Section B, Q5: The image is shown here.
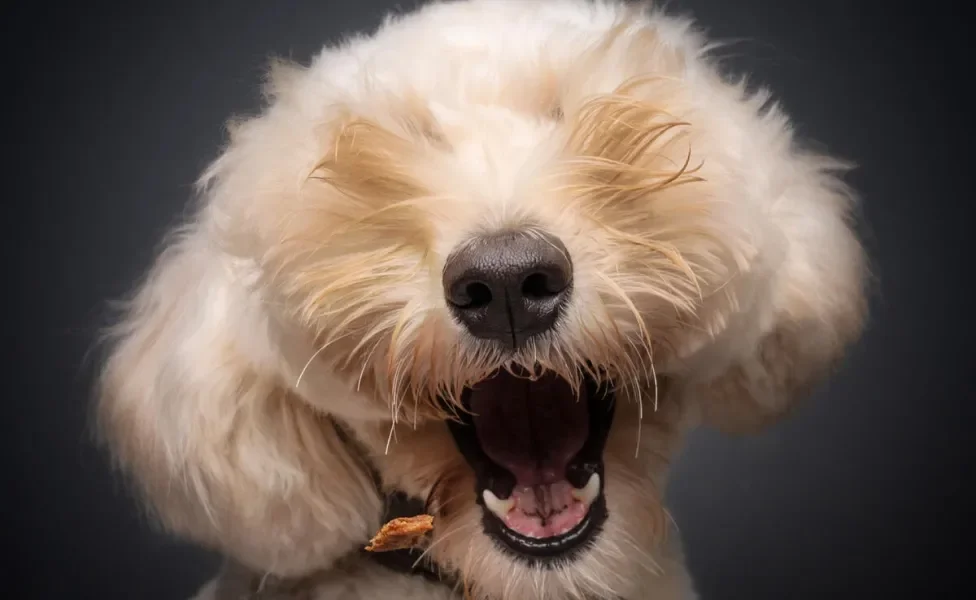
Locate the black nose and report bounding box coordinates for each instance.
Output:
[443,231,573,347]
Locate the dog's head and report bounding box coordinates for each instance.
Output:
[96,1,868,598]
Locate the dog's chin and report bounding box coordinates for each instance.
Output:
[445,366,615,565]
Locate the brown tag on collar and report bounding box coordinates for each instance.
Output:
[364,514,434,552]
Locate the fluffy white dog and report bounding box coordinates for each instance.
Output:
[96,1,868,598]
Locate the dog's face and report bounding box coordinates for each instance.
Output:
[261,79,737,594]
[97,2,868,598]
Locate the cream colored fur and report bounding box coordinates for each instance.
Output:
[96,1,868,598]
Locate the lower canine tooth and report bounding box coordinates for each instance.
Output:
[483,489,514,520]
[571,473,600,506]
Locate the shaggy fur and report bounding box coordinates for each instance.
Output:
[95,1,868,598]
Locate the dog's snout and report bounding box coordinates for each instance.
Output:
[443,231,572,347]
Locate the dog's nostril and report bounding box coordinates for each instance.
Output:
[521,271,566,299]
[461,281,493,309]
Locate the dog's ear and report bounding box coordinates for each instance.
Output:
[95,226,382,576]
[688,164,870,434]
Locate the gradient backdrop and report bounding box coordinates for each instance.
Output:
[8,1,968,599]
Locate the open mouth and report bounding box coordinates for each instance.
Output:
[446,367,615,562]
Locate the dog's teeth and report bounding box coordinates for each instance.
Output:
[571,473,600,506]
[482,489,514,520]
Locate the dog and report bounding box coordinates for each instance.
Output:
[95,1,869,598]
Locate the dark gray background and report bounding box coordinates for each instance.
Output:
[8,0,969,599]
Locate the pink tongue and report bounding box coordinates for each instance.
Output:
[469,370,589,486]
[504,481,588,538]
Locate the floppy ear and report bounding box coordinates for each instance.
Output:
[95,225,382,576]
[689,160,870,433]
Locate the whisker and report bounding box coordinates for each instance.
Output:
[635,383,643,459]
[410,521,479,570]
[356,338,384,392]
[384,419,397,455]
[650,350,659,413]
[617,530,665,576]
[295,335,344,388]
